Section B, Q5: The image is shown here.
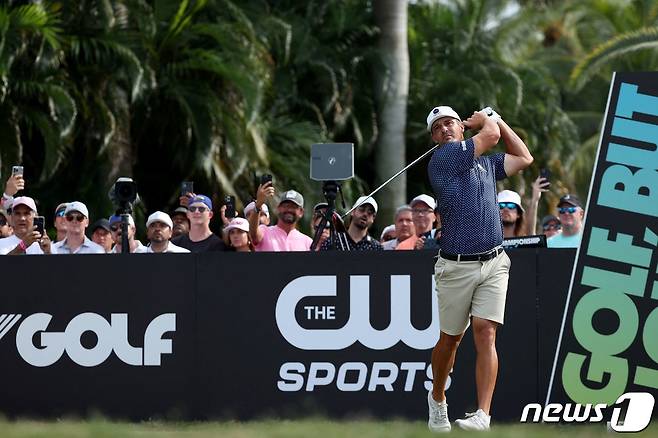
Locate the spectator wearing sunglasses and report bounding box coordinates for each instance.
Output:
[0,208,12,237]
[50,202,104,254]
[540,215,561,238]
[109,214,145,253]
[547,194,584,248]
[170,194,226,252]
[397,195,438,250]
[53,202,69,242]
[497,190,526,238]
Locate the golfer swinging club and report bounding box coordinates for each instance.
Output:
[425,106,533,431]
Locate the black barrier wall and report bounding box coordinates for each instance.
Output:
[0,250,572,421]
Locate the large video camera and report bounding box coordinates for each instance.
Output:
[108,177,139,254]
[108,177,139,214]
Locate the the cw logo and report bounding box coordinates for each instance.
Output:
[275,275,439,350]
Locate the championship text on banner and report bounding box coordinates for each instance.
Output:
[547,72,658,415]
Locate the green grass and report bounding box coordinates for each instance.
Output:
[0,419,657,438]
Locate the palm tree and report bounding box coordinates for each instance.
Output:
[373,0,409,225]
[254,0,379,200]
[521,0,658,203]
[568,0,658,91]
[127,0,275,211]
[0,2,76,182]
[35,0,148,219]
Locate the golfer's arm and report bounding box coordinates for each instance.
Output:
[472,118,501,157]
[500,119,533,175]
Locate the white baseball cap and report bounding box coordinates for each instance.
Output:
[11,196,38,213]
[353,196,378,214]
[244,201,269,218]
[64,201,89,218]
[380,224,395,240]
[410,194,436,210]
[146,211,173,228]
[225,217,250,233]
[497,190,525,213]
[426,106,461,132]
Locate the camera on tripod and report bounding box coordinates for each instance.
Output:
[107,177,139,254]
[108,177,139,214]
[309,143,354,250]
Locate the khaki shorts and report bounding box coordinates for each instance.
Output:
[434,250,511,336]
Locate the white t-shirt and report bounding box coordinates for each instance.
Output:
[0,235,43,255]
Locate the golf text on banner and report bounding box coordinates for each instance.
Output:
[547,72,658,425]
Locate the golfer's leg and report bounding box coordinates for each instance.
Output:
[431,331,463,402]
[472,316,498,415]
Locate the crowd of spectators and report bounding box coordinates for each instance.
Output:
[0,165,585,255]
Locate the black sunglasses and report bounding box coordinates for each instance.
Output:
[0,217,7,226]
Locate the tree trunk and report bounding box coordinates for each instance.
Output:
[105,85,134,184]
[373,0,409,228]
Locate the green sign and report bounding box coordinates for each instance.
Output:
[548,72,658,407]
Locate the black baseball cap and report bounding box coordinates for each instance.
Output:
[89,218,111,233]
[558,194,582,208]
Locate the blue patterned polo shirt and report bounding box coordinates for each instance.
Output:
[428,138,507,254]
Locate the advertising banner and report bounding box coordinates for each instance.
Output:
[547,72,658,429]
[0,249,569,420]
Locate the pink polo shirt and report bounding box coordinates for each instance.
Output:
[254,224,312,252]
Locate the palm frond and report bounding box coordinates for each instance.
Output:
[570,26,658,90]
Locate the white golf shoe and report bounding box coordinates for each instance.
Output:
[455,409,491,431]
[427,391,451,432]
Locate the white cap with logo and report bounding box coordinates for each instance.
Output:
[352,196,378,214]
[65,201,89,218]
[426,106,462,132]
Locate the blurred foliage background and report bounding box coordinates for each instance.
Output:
[1,0,656,235]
